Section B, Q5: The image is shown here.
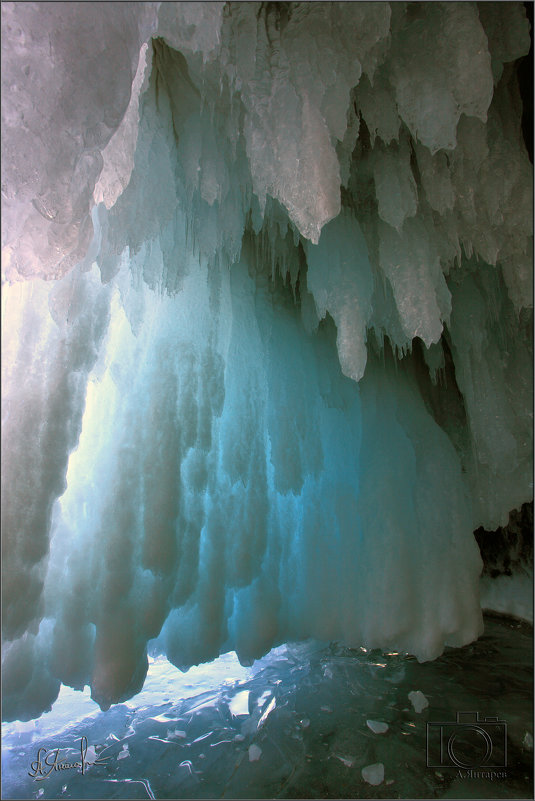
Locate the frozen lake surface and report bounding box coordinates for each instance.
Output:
[2,614,532,799]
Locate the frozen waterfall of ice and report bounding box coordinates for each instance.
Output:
[1,2,532,722]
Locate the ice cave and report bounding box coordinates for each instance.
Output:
[1,2,533,799]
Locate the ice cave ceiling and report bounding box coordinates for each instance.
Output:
[1,1,533,722]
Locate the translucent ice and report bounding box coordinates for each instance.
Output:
[229,691,250,718]
[1,1,158,280]
[362,762,384,785]
[248,744,262,762]
[366,720,389,734]
[1,2,532,722]
[408,690,429,713]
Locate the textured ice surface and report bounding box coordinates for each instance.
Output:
[1,2,533,721]
[1,617,532,800]
[480,572,534,623]
[476,503,534,622]
[1,2,158,280]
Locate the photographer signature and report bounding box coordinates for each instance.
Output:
[28,735,110,780]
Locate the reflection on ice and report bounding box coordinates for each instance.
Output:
[1,615,532,799]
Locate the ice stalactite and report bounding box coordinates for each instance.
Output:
[1,2,532,721]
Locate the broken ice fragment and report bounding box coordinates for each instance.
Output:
[229,690,250,717]
[335,754,356,768]
[117,744,130,760]
[408,690,429,713]
[248,744,262,762]
[257,697,276,728]
[257,690,271,706]
[167,729,187,739]
[362,762,385,785]
[84,744,98,764]
[366,719,389,734]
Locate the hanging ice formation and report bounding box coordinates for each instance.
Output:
[1,2,533,721]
